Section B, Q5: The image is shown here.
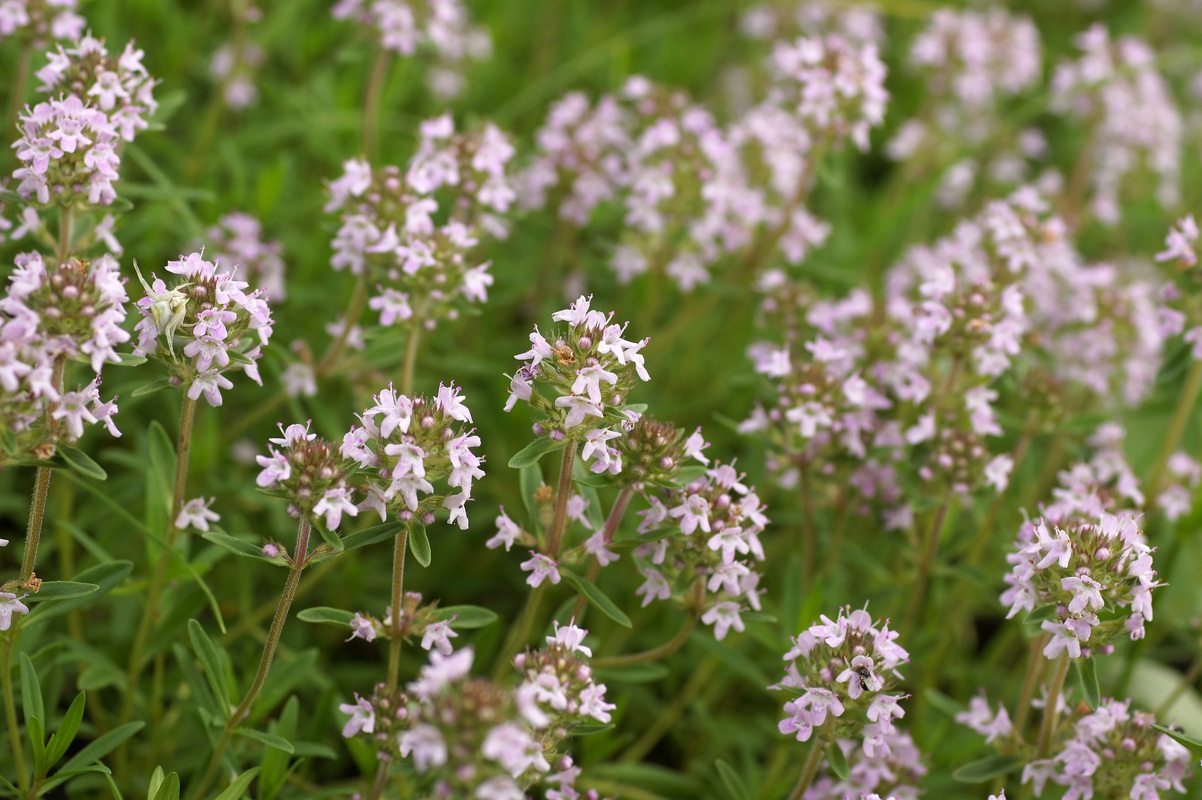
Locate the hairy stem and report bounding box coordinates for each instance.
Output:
[547,440,579,558]
[22,356,66,583]
[385,526,410,694]
[787,735,827,800]
[187,519,311,800]
[1037,653,1071,758]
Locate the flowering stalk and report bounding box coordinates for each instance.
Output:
[1012,632,1050,738]
[1036,652,1070,758]
[362,47,390,159]
[592,580,702,668]
[787,726,829,800]
[384,525,409,692]
[572,485,635,619]
[187,518,311,800]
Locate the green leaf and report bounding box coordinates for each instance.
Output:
[212,768,261,800]
[236,728,295,754]
[1075,658,1101,711]
[131,377,174,397]
[19,653,44,730]
[432,605,498,629]
[335,520,403,553]
[952,755,1024,783]
[59,722,144,773]
[112,352,148,367]
[149,772,180,800]
[825,742,849,782]
[295,607,354,626]
[569,722,614,736]
[44,691,86,768]
[188,619,231,717]
[715,759,752,800]
[409,524,431,567]
[508,437,565,469]
[58,447,107,480]
[24,581,100,602]
[38,764,113,794]
[312,518,344,552]
[203,531,279,564]
[559,568,631,628]
[29,715,47,777]
[1153,724,1202,756]
[519,462,543,533]
[27,560,131,627]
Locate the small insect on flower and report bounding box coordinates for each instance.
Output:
[134,260,190,360]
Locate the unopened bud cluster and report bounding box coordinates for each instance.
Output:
[611,416,710,489]
[256,422,358,532]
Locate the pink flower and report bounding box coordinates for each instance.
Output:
[520,552,561,587]
[313,487,358,530]
[337,694,375,738]
[176,497,220,532]
[701,601,744,640]
[421,619,459,656]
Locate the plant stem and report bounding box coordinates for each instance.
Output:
[572,486,636,620]
[168,395,198,547]
[385,526,409,694]
[1146,358,1202,509]
[547,440,578,558]
[315,275,369,379]
[905,493,952,629]
[1,634,27,793]
[618,653,718,764]
[362,49,391,160]
[798,457,816,588]
[22,356,66,583]
[400,323,421,396]
[187,519,311,800]
[1013,632,1050,738]
[787,736,826,800]
[593,606,697,668]
[1036,653,1071,758]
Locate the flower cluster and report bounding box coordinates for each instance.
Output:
[132,250,274,407]
[1022,698,1190,799]
[609,415,710,490]
[202,212,285,302]
[255,422,358,531]
[0,252,126,459]
[635,462,768,640]
[1050,25,1181,225]
[1001,510,1158,658]
[344,591,459,656]
[506,295,649,458]
[775,608,909,756]
[0,0,84,44]
[802,729,926,800]
[341,381,483,530]
[325,115,514,329]
[331,0,491,98]
[13,34,157,207]
[350,644,605,798]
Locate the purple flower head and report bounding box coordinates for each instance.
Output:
[255,421,356,538]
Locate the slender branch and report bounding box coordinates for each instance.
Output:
[21,356,66,583]
[618,654,719,764]
[168,395,198,547]
[362,49,391,160]
[905,492,953,629]
[592,612,696,669]
[547,440,578,558]
[1036,654,1071,758]
[186,519,312,800]
[572,486,636,620]
[385,526,409,694]
[315,275,369,379]
[787,735,826,800]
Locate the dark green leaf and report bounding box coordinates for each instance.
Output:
[409,524,431,567]
[188,619,231,717]
[112,353,148,367]
[715,759,752,800]
[432,605,498,629]
[131,377,174,397]
[336,520,403,553]
[58,447,107,480]
[24,581,99,602]
[952,755,1024,783]
[296,607,354,626]
[519,462,543,533]
[825,742,849,781]
[1075,658,1101,711]
[1153,724,1202,756]
[59,722,144,773]
[236,728,295,754]
[213,768,261,800]
[312,518,344,552]
[508,437,565,469]
[202,532,280,564]
[44,691,86,768]
[37,764,112,794]
[570,722,614,736]
[29,715,47,777]
[150,772,180,800]
[559,568,631,628]
[27,560,131,626]
[19,653,44,730]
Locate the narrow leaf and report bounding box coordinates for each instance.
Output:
[337,520,403,553]
[559,568,631,628]
[714,759,752,800]
[59,447,107,480]
[188,619,231,717]
[59,722,144,773]
[212,768,261,800]
[236,728,295,754]
[19,653,44,729]
[432,605,498,629]
[150,772,180,800]
[131,377,174,397]
[29,715,47,777]
[44,691,86,767]
[202,531,279,564]
[508,437,564,469]
[24,581,100,602]
[825,742,849,782]
[1153,724,1202,756]
[409,524,431,567]
[952,754,1024,782]
[312,519,343,552]
[295,607,354,626]
[1075,658,1101,711]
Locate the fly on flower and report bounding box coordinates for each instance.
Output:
[133,260,190,359]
